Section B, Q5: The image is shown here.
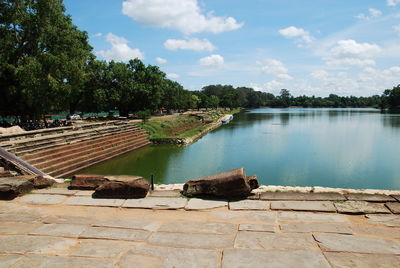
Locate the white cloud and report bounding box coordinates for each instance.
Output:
[259,59,293,80]
[388,0,400,7]
[394,24,400,32]
[96,33,144,62]
[356,8,382,20]
[324,40,381,68]
[156,57,167,64]
[264,80,284,91]
[167,73,180,79]
[93,33,103,37]
[311,70,329,80]
[199,54,224,66]
[164,38,216,52]
[278,26,314,47]
[122,0,243,34]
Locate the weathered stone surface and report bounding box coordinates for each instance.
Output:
[0,255,22,268]
[314,233,400,254]
[246,175,259,190]
[280,223,352,234]
[159,221,237,235]
[346,193,396,202]
[185,198,228,210]
[148,232,234,249]
[121,245,221,268]
[93,218,161,231]
[0,235,77,254]
[366,214,400,227]
[229,200,270,210]
[271,201,336,212]
[392,195,400,202]
[212,211,276,223]
[74,190,94,196]
[182,168,255,198]
[260,192,346,201]
[70,239,134,258]
[0,212,40,222]
[0,177,33,200]
[30,223,87,238]
[222,249,331,268]
[29,175,55,189]
[324,252,400,268]
[11,256,114,268]
[65,196,124,207]
[93,177,150,199]
[80,226,150,241]
[334,201,391,214]
[352,225,400,239]
[122,197,187,209]
[148,190,181,198]
[42,215,94,225]
[0,221,42,235]
[386,202,400,214]
[278,211,349,223]
[239,224,275,232]
[235,231,317,250]
[18,194,66,205]
[68,174,109,190]
[33,187,78,195]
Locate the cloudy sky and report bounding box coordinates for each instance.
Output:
[64,0,400,97]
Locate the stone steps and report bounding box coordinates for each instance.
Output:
[49,138,151,178]
[22,129,146,164]
[33,132,148,170]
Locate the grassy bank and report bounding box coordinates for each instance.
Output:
[138,109,241,141]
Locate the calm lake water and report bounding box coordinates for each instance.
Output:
[80,108,400,190]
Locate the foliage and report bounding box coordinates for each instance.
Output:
[382,85,400,109]
[137,110,150,122]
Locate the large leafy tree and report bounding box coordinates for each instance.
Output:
[0,0,92,120]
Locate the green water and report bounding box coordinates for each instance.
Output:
[79,108,400,190]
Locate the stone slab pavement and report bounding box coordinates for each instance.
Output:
[0,189,400,267]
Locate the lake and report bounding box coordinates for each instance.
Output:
[80,108,400,190]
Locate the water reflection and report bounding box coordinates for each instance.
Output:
[80,108,400,190]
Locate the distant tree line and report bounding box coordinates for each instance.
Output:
[0,0,398,124]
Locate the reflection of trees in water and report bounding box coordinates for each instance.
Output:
[381,115,400,128]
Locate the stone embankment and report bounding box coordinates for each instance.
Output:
[0,121,151,178]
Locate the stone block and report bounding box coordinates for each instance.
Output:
[65,196,124,207]
[271,201,336,212]
[352,225,400,239]
[386,202,400,214]
[346,193,396,202]
[366,214,400,227]
[185,198,227,210]
[0,255,22,268]
[148,232,234,249]
[280,223,352,234]
[211,210,276,224]
[122,197,186,209]
[120,244,221,268]
[324,252,400,268]
[222,249,331,268]
[42,215,94,225]
[182,168,255,199]
[0,212,40,223]
[0,222,42,235]
[238,224,275,232]
[159,221,237,235]
[93,218,161,231]
[0,177,33,200]
[314,233,400,254]
[80,226,150,241]
[70,239,135,258]
[11,256,114,268]
[30,223,87,238]
[334,201,391,214]
[260,192,346,201]
[278,211,349,223]
[0,235,77,254]
[17,194,66,205]
[33,188,78,195]
[93,177,150,199]
[235,231,317,250]
[148,190,181,198]
[229,200,270,210]
[68,174,108,190]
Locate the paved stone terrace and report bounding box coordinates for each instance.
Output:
[1,188,400,267]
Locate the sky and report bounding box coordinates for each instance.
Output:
[63,0,400,97]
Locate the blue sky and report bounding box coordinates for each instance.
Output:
[64,0,400,97]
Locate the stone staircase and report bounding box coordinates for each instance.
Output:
[0,121,151,178]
